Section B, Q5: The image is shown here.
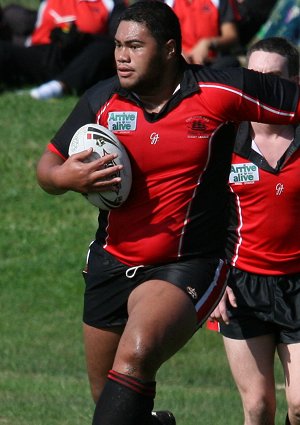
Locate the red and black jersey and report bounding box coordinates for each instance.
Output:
[164,0,236,53]
[30,0,115,45]
[49,62,300,266]
[226,122,300,275]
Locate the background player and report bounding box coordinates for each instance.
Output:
[209,37,300,425]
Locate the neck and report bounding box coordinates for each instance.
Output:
[251,121,294,168]
[251,121,294,139]
[139,64,182,113]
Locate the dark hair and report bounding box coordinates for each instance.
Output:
[118,1,182,56]
[247,37,299,77]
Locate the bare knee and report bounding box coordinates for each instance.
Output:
[83,324,123,403]
[90,338,161,401]
[287,395,300,425]
[114,334,164,380]
[243,396,275,425]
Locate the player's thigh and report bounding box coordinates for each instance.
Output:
[0,42,61,83]
[278,342,300,409]
[113,279,197,379]
[223,334,276,399]
[83,323,124,402]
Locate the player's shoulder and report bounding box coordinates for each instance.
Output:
[83,75,121,113]
[187,63,244,86]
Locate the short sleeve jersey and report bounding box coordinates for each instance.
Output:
[164,0,236,52]
[30,0,115,45]
[226,122,300,275]
[49,63,300,266]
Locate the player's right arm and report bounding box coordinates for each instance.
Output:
[36,147,122,195]
[209,286,237,325]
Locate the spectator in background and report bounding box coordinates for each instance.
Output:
[209,37,300,425]
[0,4,37,46]
[253,0,300,48]
[0,0,127,98]
[233,0,276,48]
[164,0,240,69]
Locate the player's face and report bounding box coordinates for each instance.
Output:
[248,51,290,79]
[115,20,167,93]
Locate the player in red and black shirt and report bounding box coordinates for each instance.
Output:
[37,3,300,425]
[209,38,300,425]
[165,0,240,68]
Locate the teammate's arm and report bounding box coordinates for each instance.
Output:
[209,286,237,325]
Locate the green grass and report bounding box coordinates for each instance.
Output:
[1,0,40,8]
[0,91,288,424]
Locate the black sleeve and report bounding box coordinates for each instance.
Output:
[51,76,120,158]
[219,0,236,24]
[51,94,96,159]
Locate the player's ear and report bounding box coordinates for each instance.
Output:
[165,39,176,59]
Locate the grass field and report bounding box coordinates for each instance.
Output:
[0,2,289,422]
[0,1,39,8]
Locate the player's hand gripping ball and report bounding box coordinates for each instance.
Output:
[68,124,132,210]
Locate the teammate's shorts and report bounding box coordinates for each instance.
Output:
[220,267,300,344]
[82,240,228,329]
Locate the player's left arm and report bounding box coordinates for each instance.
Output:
[204,66,300,125]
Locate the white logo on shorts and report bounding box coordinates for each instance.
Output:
[186,286,198,299]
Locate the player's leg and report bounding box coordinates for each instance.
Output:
[278,342,300,425]
[82,241,132,403]
[83,323,123,402]
[88,254,227,425]
[275,273,300,425]
[223,334,277,425]
[57,38,115,95]
[115,279,197,377]
[92,279,197,425]
[0,41,61,87]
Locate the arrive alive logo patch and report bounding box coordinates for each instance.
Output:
[229,162,259,184]
[108,112,137,131]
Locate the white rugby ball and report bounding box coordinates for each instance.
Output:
[68,123,132,210]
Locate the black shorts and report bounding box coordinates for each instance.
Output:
[220,268,300,344]
[82,240,228,329]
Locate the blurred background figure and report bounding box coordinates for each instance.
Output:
[0,0,127,99]
[233,0,277,48]
[0,3,37,46]
[253,0,300,48]
[164,0,241,69]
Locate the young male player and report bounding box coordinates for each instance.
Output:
[209,37,300,425]
[36,2,300,424]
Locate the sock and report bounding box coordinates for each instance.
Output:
[92,369,156,425]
